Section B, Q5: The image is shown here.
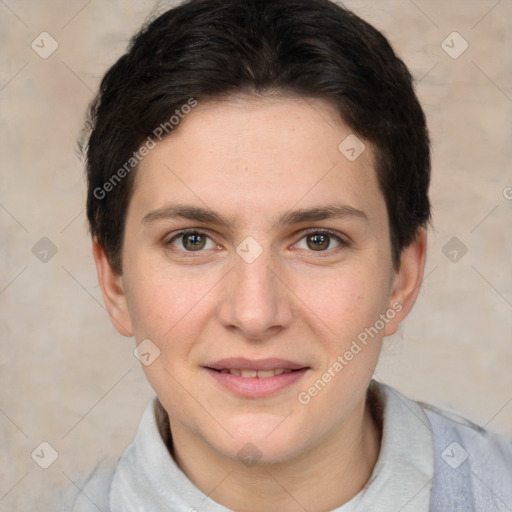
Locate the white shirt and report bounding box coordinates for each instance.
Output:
[71,380,512,511]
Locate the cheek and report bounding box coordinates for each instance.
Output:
[292,264,391,348]
[292,267,389,418]
[125,268,213,411]
[125,258,210,339]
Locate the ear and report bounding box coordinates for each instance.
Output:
[92,238,134,337]
[384,228,427,336]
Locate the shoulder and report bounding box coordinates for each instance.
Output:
[70,397,164,512]
[421,402,512,510]
[423,402,512,468]
[70,459,116,512]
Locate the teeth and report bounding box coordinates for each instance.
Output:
[256,370,276,378]
[221,368,294,378]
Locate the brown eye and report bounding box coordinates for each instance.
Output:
[295,230,345,252]
[306,233,330,251]
[182,233,206,251]
[167,231,216,252]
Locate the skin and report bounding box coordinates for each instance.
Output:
[94,94,427,511]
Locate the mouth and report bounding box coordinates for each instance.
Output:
[204,358,309,397]
[214,368,296,378]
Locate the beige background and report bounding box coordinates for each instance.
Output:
[1,0,511,510]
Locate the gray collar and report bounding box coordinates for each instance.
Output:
[109,380,434,511]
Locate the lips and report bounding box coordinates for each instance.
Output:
[218,368,293,378]
[205,357,307,372]
[204,358,309,397]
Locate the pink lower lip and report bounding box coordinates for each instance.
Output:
[205,368,309,398]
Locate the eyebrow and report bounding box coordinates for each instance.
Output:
[142,203,368,229]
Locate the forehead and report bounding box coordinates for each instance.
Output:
[130,95,385,227]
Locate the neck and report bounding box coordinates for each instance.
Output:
[164,389,382,512]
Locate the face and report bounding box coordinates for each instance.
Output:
[96,95,425,466]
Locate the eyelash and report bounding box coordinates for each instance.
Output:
[164,228,349,256]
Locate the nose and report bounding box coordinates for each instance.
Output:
[215,245,294,341]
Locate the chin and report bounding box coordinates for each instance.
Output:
[212,417,312,466]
